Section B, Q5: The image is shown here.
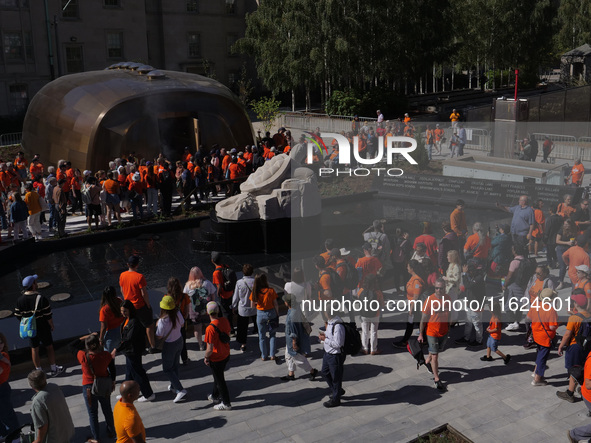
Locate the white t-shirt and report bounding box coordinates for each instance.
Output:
[156,311,184,343]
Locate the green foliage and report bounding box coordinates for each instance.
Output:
[325,90,361,116]
[251,97,281,134]
[236,64,253,108]
[555,0,591,53]
[414,132,430,171]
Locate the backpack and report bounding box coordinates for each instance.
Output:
[366,232,385,257]
[210,323,230,344]
[220,266,237,292]
[81,186,92,204]
[575,313,591,358]
[19,295,41,339]
[336,260,359,290]
[359,289,379,317]
[332,321,362,356]
[321,268,345,298]
[407,337,426,370]
[514,257,537,288]
[189,286,210,313]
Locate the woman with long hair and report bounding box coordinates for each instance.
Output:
[443,250,462,324]
[464,222,491,267]
[184,266,216,350]
[0,332,19,440]
[99,286,124,352]
[393,260,428,348]
[167,277,190,365]
[249,273,279,361]
[156,295,187,403]
[111,300,155,402]
[77,334,116,443]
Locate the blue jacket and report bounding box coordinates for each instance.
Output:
[490,233,512,266]
[10,201,28,223]
[285,307,311,356]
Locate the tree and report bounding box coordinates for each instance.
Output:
[251,97,281,134]
[555,0,591,53]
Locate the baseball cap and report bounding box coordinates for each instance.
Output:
[576,265,590,274]
[206,301,219,315]
[571,291,587,308]
[22,274,38,289]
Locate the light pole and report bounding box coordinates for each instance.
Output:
[43,0,55,79]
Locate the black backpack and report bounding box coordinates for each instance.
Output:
[514,257,537,288]
[221,266,237,292]
[575,313,591,357]
[321,268,345,298]
[332,321,362,356]
[210,323,230,344]
[336,260,359,290]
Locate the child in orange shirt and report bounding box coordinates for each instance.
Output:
[480,303,511,364]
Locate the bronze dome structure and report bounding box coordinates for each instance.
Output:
[22,65,255,170]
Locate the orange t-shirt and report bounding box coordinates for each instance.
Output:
[119,270,147,309]
[23,192,42,215]
[464,234,491,259]
[318,272,332,300]
[527,305,558,347]
[582,355,591,403]
[204,317,231,362]
[250,287,277,311]
[571,164,585,185]
[99,300,125,331]
[355,256,382,287]
[406,274,424,301]
[104,179,120,195]
[228,163,240,180]
[422,293,449,337]
[528,278,546,304]
[77,350,112,386]
[488,315,501,340]
[566,311,591,346]
[563,246,591,285]
[29,162,43,177]
[575,278,591,300]
[114,399,146,443]
[212,266,233,299]
[532,209,545,237]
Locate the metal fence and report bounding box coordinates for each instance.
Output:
[0,132,22,146]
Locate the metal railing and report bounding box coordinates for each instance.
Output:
[0,132,22,146]
[531,133,579,161]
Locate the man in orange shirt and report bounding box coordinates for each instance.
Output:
[212,251,235,335]
[119,255,157,352]
[114,380,146,442]
[563,236,590,286]
[355,243,382,288]
[204,301,232,410]
[418,278,449,391]
[450,199,467,243]
[29,154,44,179]
[434,124,445,154]
[23,183,43,240]
[569,344,591,440]
[568,159,585,187]
[530,199,545,256]
[449,109,460,129]
[528,288,558,386]
[557,290,590,403]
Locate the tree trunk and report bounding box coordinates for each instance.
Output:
[291,89,295,112]
[451,65,455,91]
[433,63,436,93]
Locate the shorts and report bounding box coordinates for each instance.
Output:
[85,204,102,217]
[135,305,154,328]
[105,193,120,206]
[30,320,53,348]
[427,334,447,354]
[487,335,499,352]
[565,343,584,369]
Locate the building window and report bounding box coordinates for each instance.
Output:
[0,0,19,8]
[225,0,235,14]
[228,71,238,85]
[9,84,28,113]
[62,0,79,18]
[4,33,23,60]
[65,45,83,73]
[186,0,198,13]
[104,0,121,7]
[188,33,200,58]
[106,32,123,58]
[226,33,238,56]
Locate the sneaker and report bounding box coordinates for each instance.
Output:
[47,365,65,377]
[240,345,246,353]
[214,402,232,410]
[505,322,520,331]
[531,380,548,387]
[137,393,156,402]
[280,374,295,381]
[556,390,575,403]
[523,342,536,350]
[370,349,382,355]
[173,390,187,403]
[480,356,493,361]
[556,283,564,290]
[310,368,319,380]
[168,385,178,394]
[504,355,511,365]
[208,394,221,405]
[434,380,447,391]
[323,398,341,408]
[425,362,433,374]
[454,337,469,345]
[392,340,408,349]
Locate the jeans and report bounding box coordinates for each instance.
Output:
[427,143,433,161]
[125,354,153,398]
[47,203,56,230]
[146,188,158,215]
[557,245,569,283]
[322,352,346,402]
[162,336,184,392]
[130,197,144,219]
[210,356,230,405]
[570,396,591,441]
[256,309,278,359]
[236,313,256,345]
[103,328,121,352]
[361,316,379,352]
[0,382,19,437]
[82,384,115,441]
[535,344,551,378]
[464,308,483,342]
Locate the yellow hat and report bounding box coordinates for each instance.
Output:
[160,295,176,310]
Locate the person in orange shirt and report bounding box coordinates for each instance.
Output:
[14,151,27,181]
[563,235,590,286]
[393,260,427,348]
[530,200,545,256]
[569,350,591,440]
[573,265,591,311]
[557,290,590,403]
[103,171,121,225]
[70,168,83,215]
[204,301,232,410]
[418,278,450,391]
[183,147,192,163]
[450,199,467,242]
[528,288,558,386]
[29,154,43,179]
[463,222,491,266]
[557,194,576,219]
[403,113,411,123]
[355,243,382,288]
[414,222,439,268]
[249,273,279,362]
[23,183,43,240]
[568,159,585,187]
[480,302,510,363]
[434,124,445,154]
[425,125,435,160]
[449,109,460,129]
[113,380,146,442]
